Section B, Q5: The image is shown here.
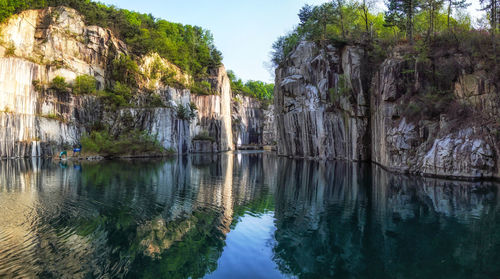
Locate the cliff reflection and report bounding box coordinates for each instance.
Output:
[0,154,499,279]
[273,160,500,279]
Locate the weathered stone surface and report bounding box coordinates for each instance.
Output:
[371,56,500,179]
[232,96,263,146]
[274,41,370,160]
[0,7,238,156]
[276,40,500,179]
[190,66,234,152]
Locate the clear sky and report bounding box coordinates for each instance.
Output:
[100,0,484,83]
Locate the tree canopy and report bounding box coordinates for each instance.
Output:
[271,0,497,66]
[227,70,274,100]
[0,0,222,79]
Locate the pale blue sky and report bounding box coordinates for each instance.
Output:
[100,0,331,82]
[100,0,483,83]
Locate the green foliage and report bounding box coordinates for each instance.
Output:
[0,1,223,79]
[32,79,43,91]
[148,94,165,107]
[271,0,487,67]
[110,54,140,87]
[190,80,213,95]
[95,81,134,109]
[41,112,64,122]
[176,103,196,122]
[160,68,182,88]
[50,76,69,93]
[192,131,215,142]
[228,70,274,100]
[81,129,164,157]
[4,43,15,56]
[73,74,97,95]
[97,90,127,110]
[112,81,132,101]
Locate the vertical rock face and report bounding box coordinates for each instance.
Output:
[371,56,499,179]
[0,7,125,157]
[0,7,236,157]
[191,66,234,152]
[275,40,500,179]
[232,96,264,146]
[274,41,370,160]
[231,97,276,147]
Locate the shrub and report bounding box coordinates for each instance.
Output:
[189,101,198,112]
[97,90,128,110]
[176,103,196,122]
[73,75,97,95]
[50,76,69,93]
[110,54,140,87]
[191,80,213,95]
[192,131,215,142]
[148,94,165,107]
[160,67,184,88]
[4,43,15,57]
[112,81,132,101]
[41,113,63,122]
[32,80,43,91]
[81,130,164,157]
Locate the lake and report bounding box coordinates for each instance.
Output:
[0,152,499,278]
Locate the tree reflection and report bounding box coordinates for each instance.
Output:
[1,155,500,279]
[272,161,500,279]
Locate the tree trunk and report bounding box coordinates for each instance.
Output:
[447,0,451,29]
[337,0,346,39]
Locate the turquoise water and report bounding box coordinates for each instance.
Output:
[0,152,499,278]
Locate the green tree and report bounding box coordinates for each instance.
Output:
[50,76,69,93]
[73,74,97,95]
[385,0,421,43]
[298,4,314,26]
[445,0,470,28]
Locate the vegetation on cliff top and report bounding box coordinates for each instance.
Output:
[273,0,499,124]
[228,70,274,100]
[2,1,273,104]
[272,0,498,68]
[0,0,222,79]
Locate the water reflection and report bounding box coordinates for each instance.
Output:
[0,154,499,278]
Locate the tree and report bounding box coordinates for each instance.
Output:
[479,0,499,75]
[480,0,499,32]
[310,3,336,43]
[358,0,376,33]
[73,75,97,95]
[298,4,314,26]
[385,0,421,43]
[50,76,69,93]
[334,0,347,38]
[445,0,470,28]
[421,0,444,39]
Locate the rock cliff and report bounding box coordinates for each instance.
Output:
[274,41,370,160]
[0,7,237,157]
[275,41,500,179]
[232,96,275,147]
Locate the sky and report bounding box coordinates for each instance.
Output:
[100,0,484,83]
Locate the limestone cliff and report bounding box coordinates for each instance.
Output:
[0,7,235,157]
[231,95,275,147]
[191,66,234,152]
[371,51,500,179]
[275,41,500,179]
[274,41,370,160]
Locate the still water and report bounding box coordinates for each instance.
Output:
[0,152,499,279]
